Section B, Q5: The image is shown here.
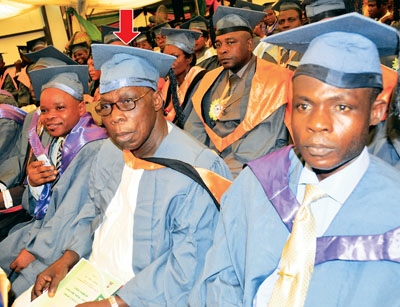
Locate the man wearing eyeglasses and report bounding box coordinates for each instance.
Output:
[24,45,232,307]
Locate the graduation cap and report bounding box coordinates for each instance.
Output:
[263,0,277,10]
[151,22,171,36]
[24,45,77,66]
[17,45,28,55]
[235,0,267,12]
[161,28,201,54]
[101,25,121,44]
[29,65,88,101]
[305,0,346,22]
[69,41,90,55]
[26,36,47,53]
[91,44,175,94]
[272,0,303,12]
[264,12,399,89]
[213,6,266,35]
[180,16,209,31]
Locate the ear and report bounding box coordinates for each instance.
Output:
[369,99,387,126]
[77,100,86,117]
[152,90,164,112]
[247,36,254,52]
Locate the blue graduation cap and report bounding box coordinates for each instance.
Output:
[161,28,201,54]
[29,65,88,101]
[91,44,175,93]
[213,6,266,35]
[264,12,399,89]
[180,16,209,31]
[24,45,77,66]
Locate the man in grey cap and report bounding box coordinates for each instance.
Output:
[0,64,107,300]
[189,12,400,307]
[185,5,293,178]
[30,45,231,306]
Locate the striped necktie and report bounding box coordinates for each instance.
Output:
[268,184,326,307]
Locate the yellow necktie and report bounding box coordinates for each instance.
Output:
[268,184,326,307]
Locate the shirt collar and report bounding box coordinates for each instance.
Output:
[299,147,370,204]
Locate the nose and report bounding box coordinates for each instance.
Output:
[306,108,331,133]
[109,104,126,125]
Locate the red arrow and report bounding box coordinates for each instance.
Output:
[114,10,141,45]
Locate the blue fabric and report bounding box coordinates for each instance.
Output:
[87,125,232,306]
[188,148,400,307]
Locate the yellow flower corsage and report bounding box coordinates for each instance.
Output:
[392,57,399,71]
[209,99,223,121]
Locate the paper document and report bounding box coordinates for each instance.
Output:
[31,258,123,306]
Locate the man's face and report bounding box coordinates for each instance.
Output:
[39,88,85,137]
[215,31,253,73]
[155,34,167,50]
[100,86,158,152]
[137,40,153,50]
[193,30,207,53]
[277,9,303,32]
[264,9,277,26]
[367,1,386,18]
[292,75,382,180]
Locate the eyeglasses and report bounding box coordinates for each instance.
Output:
[95,89,152,116]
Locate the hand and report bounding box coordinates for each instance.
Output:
[27,160,58,187]
[9,249,36,273]
[32,250,79,300]
[14,59,22,73]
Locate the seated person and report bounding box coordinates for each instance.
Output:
[26,45,232,307]
[0,64,107,298]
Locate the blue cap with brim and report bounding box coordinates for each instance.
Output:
[213,6,266,36]
[29,65,88,101]
[25,46,77,65]
[101,25,120,44]
[263,12,399,89]
[162,28,201,54]
[91,44,175,94]
[151,22,171,36]
[305,0,346,19]
[272,0,303,12]
[180,16,209,31]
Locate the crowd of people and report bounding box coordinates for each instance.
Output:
[0,0,400,306]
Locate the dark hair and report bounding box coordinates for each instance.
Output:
[183,50,197,67]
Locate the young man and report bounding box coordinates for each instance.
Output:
[189,13,400,306]
[28,45,232,306]
[0,65,107,297]
[184,6,293,178]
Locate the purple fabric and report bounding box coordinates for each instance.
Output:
[0,104,26,124]
[247,145,298,232]
[29,112,108,219]
[247,146,400,264]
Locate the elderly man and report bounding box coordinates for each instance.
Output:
[28,45,232,307]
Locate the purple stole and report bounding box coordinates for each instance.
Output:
[28,112,108,219]
[247,146,400,264]
[0,104,26,124]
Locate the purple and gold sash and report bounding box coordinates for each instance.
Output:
[0,104,26,124]
[29,112,108,219]
[247,146,400,264]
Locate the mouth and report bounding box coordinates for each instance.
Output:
[304,144,333,156]
[114,131,134,143]
[45,123,61,131]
